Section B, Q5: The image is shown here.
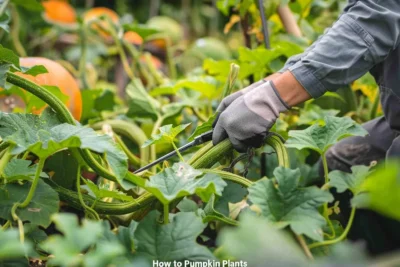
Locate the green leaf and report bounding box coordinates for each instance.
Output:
[352,162,400,221]
[174,78,219,99]
[0,63,11,88]
[123,24,160,39]
[135,211,215,261]
[177,197,199,212]
[126,79,160,121]
[11,0,43,11]
[286,116,368,155]
[4,158,48,182]
[0,110,128,182]
[248,167,333,241]
[44,151,79,190]
[188,113,217,141]
[84,179,135,202]
[217,214,307,266]
[329,165,372,194]
[41,213,104,266]
[0,228,33,261]
[0,45,19,67]
[0,12,10,33]
[21,65,48,76]
[83,242,126,267]
[145,162,227,204]
[297,103,340,126]
[142,123,190,147]
[216,0,240,15]
[0,179,59,227]
[203,181,247,224]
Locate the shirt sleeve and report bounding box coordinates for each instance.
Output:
[283,0,400,98]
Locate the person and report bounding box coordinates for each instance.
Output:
[212,0,400,255]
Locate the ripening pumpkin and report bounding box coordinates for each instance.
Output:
[42,0,77,25]
[123,31,143,46]
[146,16,183,50]
[7,58,82,120]
[83,7,119,39]
[139,54,163,70]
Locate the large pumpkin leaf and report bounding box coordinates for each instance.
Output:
[285,116,367,155]
[135,211,215,261]
[126,79,160,121]
[145,162,227,204]
[0,110,128,182]
[0,179,59,227]
[297,103,339,126]
[41,213,105,266]
[0,228,33,261]
[142,123,190,148]
[248,167,333,241]
[352,162,400,221]
[4,158,48,182]
[329,165,372,194]
[217,214,307,266]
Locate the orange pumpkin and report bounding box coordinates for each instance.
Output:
[140,55,163,70]
[42,0,77,24]
[16,58,82,120]
[123,31,143,46]
[83,7,119,38]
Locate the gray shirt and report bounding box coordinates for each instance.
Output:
[280,0,400,98]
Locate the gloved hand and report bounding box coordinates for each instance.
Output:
[216,79,266,113]
[212,80,289,152]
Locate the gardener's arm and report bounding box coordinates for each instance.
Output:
[277,0,400,99]
[213,0,400,151]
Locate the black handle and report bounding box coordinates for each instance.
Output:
[194,130,213,144]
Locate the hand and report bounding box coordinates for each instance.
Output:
[216,73,282,114]
[212,80,289,152]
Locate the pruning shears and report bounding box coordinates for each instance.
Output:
[133,130,214,174]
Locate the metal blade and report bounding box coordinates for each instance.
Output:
[133,140,197,174]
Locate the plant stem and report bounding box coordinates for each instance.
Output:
[200,169,253,187]
[163,204,169,224]
[172,142,184,162]
[1,220,10,230]
[0,0,9,16]
[6,72,121,183]
[0,142,9,154]
[192,108,208,122]
[123,40,154,87]
[76,166,100,220]
[19,157,45,208]
[295,234,314,260]
[0,145,13,179]
[321,183,330,191]
[78,22,89,89]
[164,36,176,79]
[150,116,164,172]
[321,152,335,238]
[220,63,240,101]
[322,153,329,184]
[104,17,135,80]
[91,119,150,166]
[10,4,26,57]
[309,207,356,249]
[114,134,143,168]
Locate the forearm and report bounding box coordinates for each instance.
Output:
[280,0,400,98]
[272,71,311,107]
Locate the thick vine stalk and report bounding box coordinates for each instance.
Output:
[91,119,150,166]
[6,72,121,183]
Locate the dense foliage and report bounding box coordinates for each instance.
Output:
[0,0,398,266]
